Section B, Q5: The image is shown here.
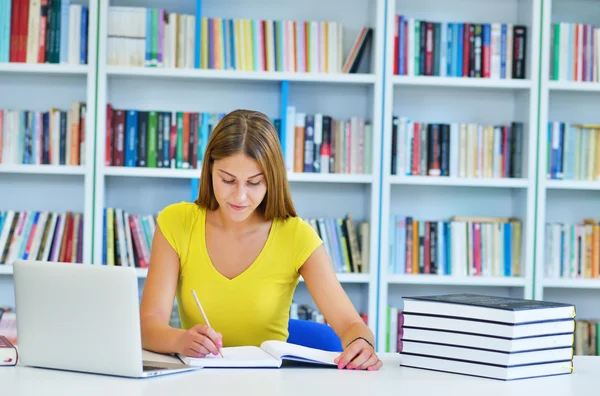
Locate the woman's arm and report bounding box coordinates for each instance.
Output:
[139,225,185,353]
[299,244,382,371]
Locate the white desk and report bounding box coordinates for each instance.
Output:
[1,354,599,396]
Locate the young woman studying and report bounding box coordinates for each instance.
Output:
[140,109,382,371]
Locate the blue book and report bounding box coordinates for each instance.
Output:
[125,111,139,167]
[80,6,88,64]
[60,0,71,64]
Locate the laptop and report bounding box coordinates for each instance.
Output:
[12,259,199,378]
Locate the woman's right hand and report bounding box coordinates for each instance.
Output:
[176,324,223,358]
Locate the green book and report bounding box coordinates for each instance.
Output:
[147,111,158,168]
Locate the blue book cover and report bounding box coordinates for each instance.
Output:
[80,6,88,64]
[60,0,71,64]
[456,23,463,77]
[125,111,139,167]
[195,0,202,68]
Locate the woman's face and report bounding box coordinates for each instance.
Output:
[211,152,267,223]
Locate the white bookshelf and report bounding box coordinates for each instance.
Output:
[376,0,540,350]
[92,0,384,334]
[0,0,98,308]
[534,0,600,320]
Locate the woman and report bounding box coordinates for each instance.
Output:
[140,109,382,371]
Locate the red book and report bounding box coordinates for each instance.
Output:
[0,335,17,366]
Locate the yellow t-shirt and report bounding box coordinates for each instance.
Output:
[156,201,323,347]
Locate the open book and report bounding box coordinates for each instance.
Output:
[177,340,341,368]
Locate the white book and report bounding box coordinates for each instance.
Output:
[177,340,338,368]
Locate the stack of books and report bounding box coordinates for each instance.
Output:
[398,293,576,380]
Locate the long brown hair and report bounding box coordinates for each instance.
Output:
[195,109,297,220]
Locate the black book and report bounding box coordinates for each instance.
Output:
[402,293,576,324]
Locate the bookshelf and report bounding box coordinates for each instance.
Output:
[376,0,541,351]
[0,0,98,308]
[92,0,384,333]
[534,0,600,323]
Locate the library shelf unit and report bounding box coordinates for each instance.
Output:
[376,0,541,351]
[0,0,99,308]
[534,0,600,321]
[92,0,386,333]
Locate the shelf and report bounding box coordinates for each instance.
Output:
[542,278,600,290]
[135,268,370,283]
[392,76,532,90]
[106,66,376,84]
[0,165,86,175]
[547,80,600,92]
[102,167,373,183]
[103,167,200,179]
[287,173,372,183]
[0,63,88,75]
[544,180,600,191]
[0,265,12,275]
[387,274,526,287]
[389,176,529,188]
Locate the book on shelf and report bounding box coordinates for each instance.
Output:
[302,214,369,274]
[0,210,82,266]
[544,218,600,279]
[574,320,599,356]
[388,215,521,277]
[285,106,372,175]
[390,117,523,179]
[546,122,600,181]
[393,15,527,79]
[0,103,87,166]
[550,22,600,82]
[107,5,372,74]
[397,293,576,381]
[0,0,89,65]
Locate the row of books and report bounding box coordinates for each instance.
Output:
[102,207,156,268]
[0,103,86,166]
[105,106,225,169]
[388,215,522,277]
[0,210,82,266]
[0,0,89,64]
[106,6,371,74]
[393,16,527,79]
[545,220,600,280]
[390,117,524,179]
[550,23,599,82]
[395,294,575,380]
[575,320,599,356]
[302,215,369,274]
[546,122,600,181]
[105,105,373,175]
[285,107,373,175]
[107,7,195,69]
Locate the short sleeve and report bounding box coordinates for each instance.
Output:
[156,202,190,257]
[293,218,324,272]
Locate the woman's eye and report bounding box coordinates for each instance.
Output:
[248,181,261,186]
[223,179,235,184]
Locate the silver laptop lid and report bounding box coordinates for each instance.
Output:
[13,260,144,377]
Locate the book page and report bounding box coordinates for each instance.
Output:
[260,340,339,366]
[179,346,282,368]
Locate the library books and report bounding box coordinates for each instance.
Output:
[398,293,576,380]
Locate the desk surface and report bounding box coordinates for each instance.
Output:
[1,354,599,396]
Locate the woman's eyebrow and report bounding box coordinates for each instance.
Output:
[217,169,263,178]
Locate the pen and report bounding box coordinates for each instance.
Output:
[192,289,224,358]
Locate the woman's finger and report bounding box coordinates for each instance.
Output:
[346,348,372,369]
[358,353,381,370]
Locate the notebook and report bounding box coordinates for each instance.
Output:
[177,340,340,368]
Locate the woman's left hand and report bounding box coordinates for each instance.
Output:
[334,338,383,371]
